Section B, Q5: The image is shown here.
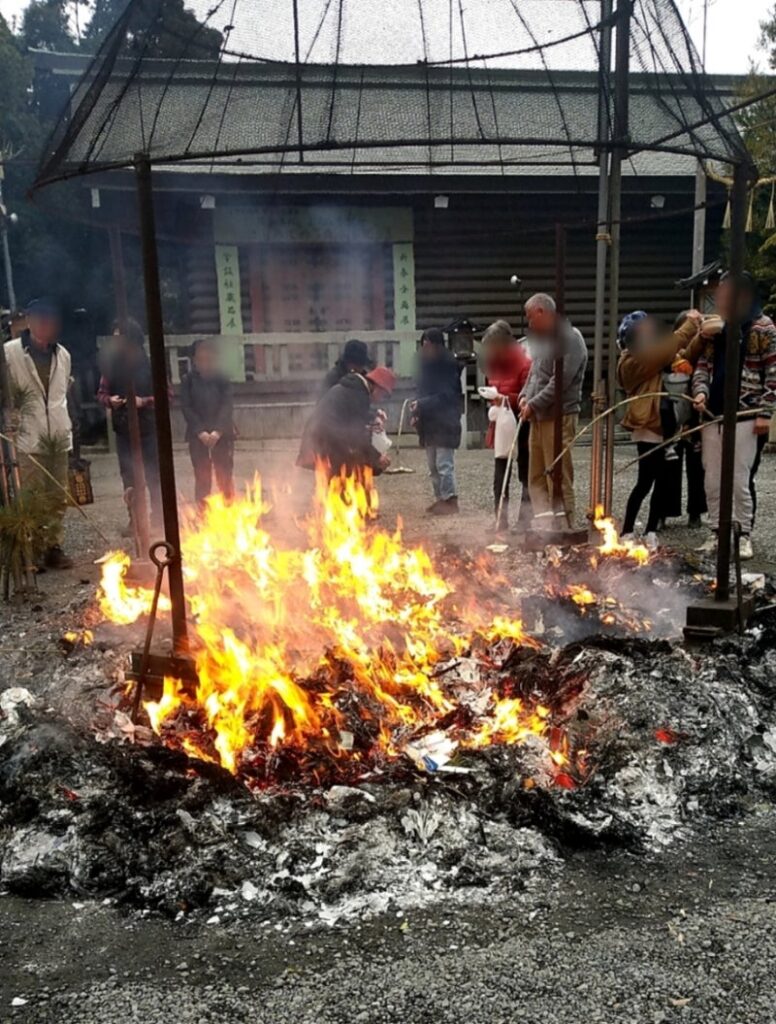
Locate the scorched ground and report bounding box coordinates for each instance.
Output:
[1,465,776,926]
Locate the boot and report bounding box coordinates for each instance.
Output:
[45,546,73,570]
[431,496,459,516]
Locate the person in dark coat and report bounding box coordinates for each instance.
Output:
[180,339,235,507]
[97,318,162,530]
[299,367,396,477]
[320,339,373,395]
[411,327,462,515]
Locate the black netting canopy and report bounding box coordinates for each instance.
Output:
[34,0,752,188]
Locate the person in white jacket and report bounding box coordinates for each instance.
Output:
[4,298,73,569]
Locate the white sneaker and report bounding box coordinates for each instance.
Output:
[644,532,659,551]
[620,532,635,543]
[695,536,717,554]
[739,536,754,560]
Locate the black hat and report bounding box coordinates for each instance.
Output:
[420,327,446,346]
[26,297,61,318]
[342,339,371,368]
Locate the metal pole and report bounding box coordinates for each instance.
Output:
[0,171,17,313]
[590,0,613,513]
[133,154,188,654]
[109,225,151,555]
[603,0,632,516]
[553,223,567,524]
[692,164,707,282]
[715,163,748,603]
[691,0,709,287]
[292,0,305,163]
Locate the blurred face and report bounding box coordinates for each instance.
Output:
[525,302,555,338]
[194,342,218,376]
[631,317,663,351]
[28,313,60,347]
[370,384,390,404]
[715,279,752,321]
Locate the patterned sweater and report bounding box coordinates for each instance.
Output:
[691,313,776,419]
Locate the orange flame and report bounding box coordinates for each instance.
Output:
[592,505,650,566]
[98,469,566,779]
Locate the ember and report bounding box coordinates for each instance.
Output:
[99,470,581,787]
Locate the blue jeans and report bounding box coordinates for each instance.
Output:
[426,447,457,501]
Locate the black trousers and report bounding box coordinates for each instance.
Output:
[623,442,665,535]
[493,422,531,526]
[189,436,234,506]
[115,429,162,519]
[683,438,707,519]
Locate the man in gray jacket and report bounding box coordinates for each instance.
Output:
[518,293,587,528]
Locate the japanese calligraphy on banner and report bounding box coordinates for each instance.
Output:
[392,242,416,332]
[215,244,243,334]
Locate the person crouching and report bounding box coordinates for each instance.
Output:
[180,339,235,508]
[298,367,396,478]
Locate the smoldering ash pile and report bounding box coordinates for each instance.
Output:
[1,470,775,923]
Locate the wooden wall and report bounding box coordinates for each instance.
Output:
[178,188,722,366]
[413,193,720,345]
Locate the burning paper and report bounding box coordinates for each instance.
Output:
[97,469,578,788]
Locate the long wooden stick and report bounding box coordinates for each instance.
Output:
[542,391,698,478]
[614,408,768,474]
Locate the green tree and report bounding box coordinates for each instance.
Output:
[83,0,223,58]
[19,0,76,51]
[0,15,37,155]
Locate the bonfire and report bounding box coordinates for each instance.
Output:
[97,472,658,790]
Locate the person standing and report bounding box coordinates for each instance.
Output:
[481,320,531,531]
[4,298,73,569]
[299,367,396,478]
[97,318,162,533]
[616,309,704,546]
[692,272,776,560]
[320,339,373,395]
[180,339,236,508]
[518,294,587,529]
[412,327,462,516]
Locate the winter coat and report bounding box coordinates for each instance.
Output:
[180,370,235,442]
[692,312,776,419]
[415,348,462,449]
[484,342,531,449]
[297,373,383,475]
[618,317,702,434]
[320,361,349,395]
[97,347,157,436]
[519,322,587,422]
[4,333,72,454]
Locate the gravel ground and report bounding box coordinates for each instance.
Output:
[2,439,776,1022]
[2,812,776,1023]
[55,437,776,571]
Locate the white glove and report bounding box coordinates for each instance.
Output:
[478,386,499,401]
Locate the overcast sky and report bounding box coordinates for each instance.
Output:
[0,0,772,73]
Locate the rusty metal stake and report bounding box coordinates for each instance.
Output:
[732,521,744,636]
[131,540,175,722]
